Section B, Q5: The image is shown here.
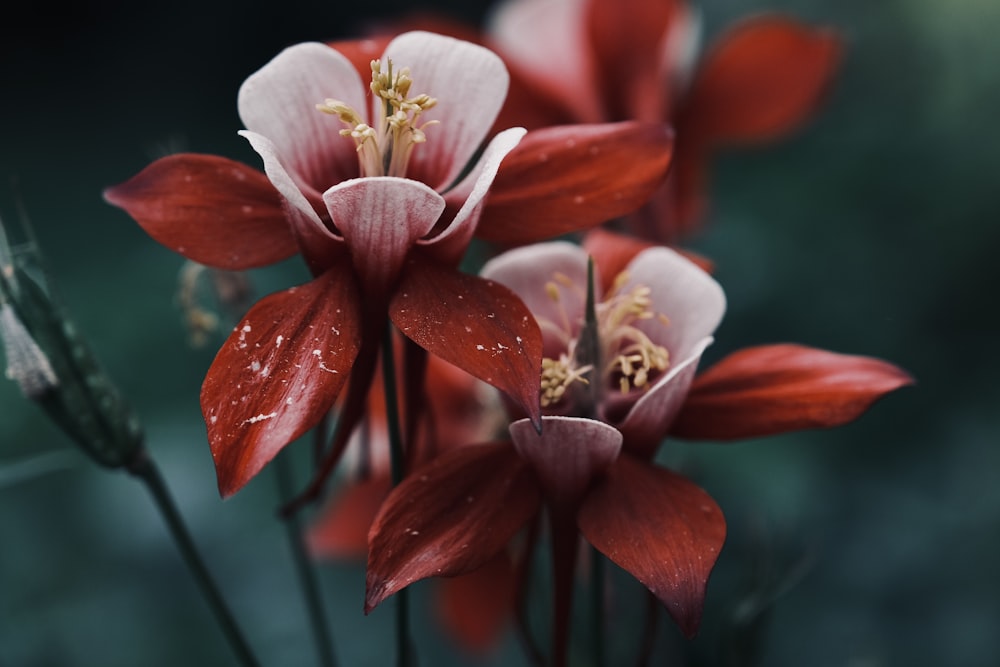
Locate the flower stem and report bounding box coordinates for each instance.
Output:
[590,546,606,667]
[275,449,338,667]
[128,448,260,667]
[381,325,413,667]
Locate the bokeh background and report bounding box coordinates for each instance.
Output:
[2,0,997,665]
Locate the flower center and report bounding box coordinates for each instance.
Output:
[317,59,438,178]
[538,269,670,410]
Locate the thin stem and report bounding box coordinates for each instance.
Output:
[275,450,338,667]
[590,546,606,667]
[128,449,260,667]
[381,325,413,667]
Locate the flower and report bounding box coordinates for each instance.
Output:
[364,238,912,664]
[104,31,675,497]
[488,0,843,241]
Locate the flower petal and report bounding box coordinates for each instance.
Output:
[365,443,541,612]
[671,344,914,440]
[239,130,328,230]
[683,15,842,144]
[390,256,543,426]
[323,177,445,297]
[427,127,526,266]
[103,154,296,270]
[202,266,362,497]
[583,227,715,285]
[488,0,602,123]
[238,42,365,188]
[578,455,726,638]
[475,122,674,245]
[307,475,392,559]
[382,31,510,191]
[509,416,622,509]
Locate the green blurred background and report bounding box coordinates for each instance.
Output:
[1,0,997,665]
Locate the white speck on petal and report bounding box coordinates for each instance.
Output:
[244,412,277,424]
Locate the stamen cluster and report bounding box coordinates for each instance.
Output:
[317,59,438,178]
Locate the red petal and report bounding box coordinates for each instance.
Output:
[671,344,914,440]
[434,553,515,653]
[683,15,843,144]
[202,266,362,497]
[476,122,674,245]
[365,443,541,612]
[578,456,726,638]
[307,475,392,560]
[104,154,297,269]
[390,256,543,427]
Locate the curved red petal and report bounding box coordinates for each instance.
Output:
[671,344,914,440]
[104,154,296,269]
[365,443,541,612]
[476,122,674,245]
[684,14,843,144]
[307,475,392,560]
[578,456,726,638]
[390,256,543,426]
[202,266,362,497]
[434,553,516,653]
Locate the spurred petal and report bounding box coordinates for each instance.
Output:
[683,15,842,144]
[307,475,392,559]
[203,266,362,497]
[390,256,543,426]
[435,553,516,652]
[671,344,913,440]
[429,127,526,266]
[103,154,296,270]
[509,416,622,510]
[476,122,674,245]
[238,42,365,188]
[323,177,445,296]
[365,443,541,612]
[383,31,510,191]
[578,455,726,638]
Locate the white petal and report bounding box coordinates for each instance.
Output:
[382,31,510,191]
[239,129,325,230]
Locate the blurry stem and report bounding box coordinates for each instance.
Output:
[128,448,261,667]
[381,324,413,667]
[275,450,338,667]
[591,546,606,667]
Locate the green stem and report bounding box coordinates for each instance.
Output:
[381,325,413,667]
[275,450,338,667]
[591,546,606,667]
[129,449,260,667]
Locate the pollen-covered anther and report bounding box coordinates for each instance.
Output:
[540,345,593,408]
[598,273,672,394]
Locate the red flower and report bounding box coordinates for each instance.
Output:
[489,0,843,240]
[104,31,674,497]
[365,238,911,664]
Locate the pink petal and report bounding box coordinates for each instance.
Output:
[671,344,914,440]
[618,247,725,363]
[382,31,510,191]
[427,127,526,266]
[239,130,328,230]
[390,257,543,426]
[683,15,843,144]
[322,177,445,297]
[202,266,362,498]
[238,42,365,189]
[365,443,541,612]
[488,0,603,123]
[578,455,726,638]
[475,122,674,245]
[103,154,296,270]
[509,416,621,510]
[479,242,590,354]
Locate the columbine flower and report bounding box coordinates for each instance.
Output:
[364,238,911,664]
[488,0,843,241]
[104,31,674,497]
